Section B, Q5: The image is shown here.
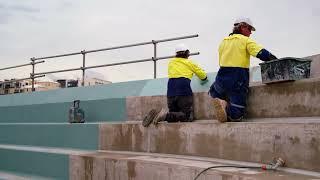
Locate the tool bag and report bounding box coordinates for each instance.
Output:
[68,100,85,123]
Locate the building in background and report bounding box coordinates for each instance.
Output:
[0,79,60,95]
[83,77,111,86]
[56,79,79,88]
[0,71,111,95]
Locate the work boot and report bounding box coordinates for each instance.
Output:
[212,98,227,123]
[153,108,168,125]
[142,109,158,127]
[228,116,243,122]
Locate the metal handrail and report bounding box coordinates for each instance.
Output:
[33,52,199,75]
[83,52,200,70]
[0,34,199,93]
[0,61,44,71]
[33,67,82,76]
[32,34,199,61]
[0,61,45,90]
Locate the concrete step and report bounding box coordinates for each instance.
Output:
[0,123,100,150]
[70,150,320,180]
[0,144,93,179]
[126,78,320,120]
[98,118,320,172]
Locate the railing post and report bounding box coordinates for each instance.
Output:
[152,40,157,79]
[30,57,35,91]
[81,50,86,86]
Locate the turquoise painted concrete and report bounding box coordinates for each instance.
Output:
[0,68,262,107]
[0,79,149,107]
[0,171,54,180]
[0,148,68,179]
[0,103,70,123]
[0,98,126,123]
[137,72,218,96]
[0,124,99,149]
[0,69,260,123]
[81,98,126,122]
[0,73,219,107]
[0,68,263,179]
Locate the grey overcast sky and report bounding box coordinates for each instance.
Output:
[0,0,319,82]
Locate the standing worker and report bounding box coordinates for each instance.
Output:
[142,44,208,127]
[209,17,277,122]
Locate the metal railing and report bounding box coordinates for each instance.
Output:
[0,34,199,91]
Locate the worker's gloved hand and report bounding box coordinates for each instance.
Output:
[269,53,277,60]
[200,78,209,85]
[257,49,278,61]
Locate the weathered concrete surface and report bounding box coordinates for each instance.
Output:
[247,77,320,118]
[306,54,320,78]
[126,93,214,121]
[70,151,318,180]
[99,120,320,172]
[127,78,320,120]
[126,95,168,121]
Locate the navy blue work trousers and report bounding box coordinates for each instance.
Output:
[209,67,249,120]
[165,95,194,122]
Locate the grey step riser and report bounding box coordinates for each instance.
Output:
[70,154,314,180]
[70,155,239,180]
[127,78,320,120]
[99,123,320,172]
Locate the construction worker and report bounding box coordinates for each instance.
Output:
[142,44,208,127]
[209,17,277,122]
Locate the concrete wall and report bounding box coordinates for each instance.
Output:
[0,75,213,123]
[98,121,320,172]
[1,53,319,123]
[127,78,320,120]
[307,54,320,78]
[70,152,315,180]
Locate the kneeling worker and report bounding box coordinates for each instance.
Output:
[209,17,277,123]
[143,44,208,127]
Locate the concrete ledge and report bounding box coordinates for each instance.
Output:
[127,78,320,120]
[70,151,318,180]
[247,77,320,118]
[99,119,320,172]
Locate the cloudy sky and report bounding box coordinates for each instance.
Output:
[0,0,319,82]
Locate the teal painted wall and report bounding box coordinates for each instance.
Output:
[0,79,149,107]
[0,70,261,123]
[0,72,224,123]
[0,149,69,179]
[0,73,219,107]
[0,98,126,123]
[0,124,99,149]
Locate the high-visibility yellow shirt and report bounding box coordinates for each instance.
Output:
[168,57,207,80]
[218,34,263,68]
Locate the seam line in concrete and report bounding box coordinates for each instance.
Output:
[98,150,320,178]
[0,144,94,155]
